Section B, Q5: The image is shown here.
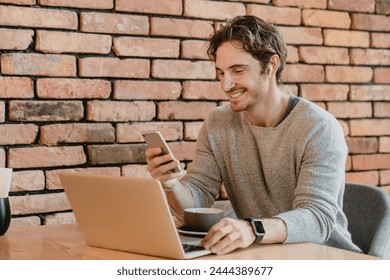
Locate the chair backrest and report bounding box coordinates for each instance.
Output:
[343,182,390,259]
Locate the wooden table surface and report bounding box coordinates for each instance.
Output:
[0,223,379,260]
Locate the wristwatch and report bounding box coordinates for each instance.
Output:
[245,218,265,243]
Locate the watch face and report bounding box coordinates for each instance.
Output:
[253,220,265,234]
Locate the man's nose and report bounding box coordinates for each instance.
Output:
[220,75,235,92]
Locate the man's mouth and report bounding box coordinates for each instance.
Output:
[230,90,244,98]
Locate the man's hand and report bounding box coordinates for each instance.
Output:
[201,218,256,255]
[145,147,186,185]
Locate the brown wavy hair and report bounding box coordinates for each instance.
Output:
[207,16,287,82]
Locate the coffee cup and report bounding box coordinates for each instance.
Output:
[183,207,224,232]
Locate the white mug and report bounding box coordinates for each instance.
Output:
[0,168,12,199]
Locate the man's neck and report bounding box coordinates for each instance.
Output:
[245,87,290,127]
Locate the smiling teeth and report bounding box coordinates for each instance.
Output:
[231,91,244,98]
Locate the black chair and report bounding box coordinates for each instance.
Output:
[343,182,390,259]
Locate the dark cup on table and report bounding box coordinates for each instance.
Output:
[183,207,224,232]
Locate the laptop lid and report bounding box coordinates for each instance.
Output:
[59,172,210,259]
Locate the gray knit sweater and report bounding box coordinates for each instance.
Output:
[180,98,361,253]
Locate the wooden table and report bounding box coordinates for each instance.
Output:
[0,224,379,260]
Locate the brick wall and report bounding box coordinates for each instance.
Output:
[0,0,389,226]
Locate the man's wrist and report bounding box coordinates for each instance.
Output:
[244,218,265,243]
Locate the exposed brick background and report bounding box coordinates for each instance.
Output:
[0,0,389,226]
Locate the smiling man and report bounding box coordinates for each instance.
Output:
[145,15,361,255]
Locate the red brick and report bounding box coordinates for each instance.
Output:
[0,103,4,123]
[0,28,33,50]
[286,45,299,63]
[299,46,349,64]
[9,100,83,122]
[374,68,390,83]
[46,167,120,190]
[273,0,326,8]
[325,66,373,83]
[374,102,390,117]
[280,84,299,96]
[376,1,390,14]
[39,0,113,9]
[371,33,390,48]
[0,0,35,4]
[350,49,390,65]
[380,170,390,185]
[327,102,372,119]
[352,13,390,31]
[247,5,301,25]
[114,80,181,100]
[184,122,203,140]
[379,137,390,153]
[79,58,150,78]
[116,122,183,143]
[152,60,215,80]
[158,101,217,120]
[40,123,115,146]
[314,102,326,110]
[352,154,390,171]
[346,171,379,186]
[122,165,152,179]
[0,124,38,145]
[302,9,350,28]
[37,78,111,99]
[0,77,33,98]
[282,64,324,83]
[324,30,369,47]
[116,0,182,15]
[80,12,149,35]
[44,212,76,225]
[10,170,45,192]
[169,142,197,161]
[36,31,112,54]
[350,85,390,101]
[9,216,40,226]
[345,137,378,154]
[181,40,209,60]
[0,148,4,167]
[9,193,70,215]
[113,37,179,58]
[87,101,155,122]
[350,119,390,136]
[8,146,86,168]
[151,17,213,39]
[0,5,77,29]
[87,144,146,165]
[185,0,245,20]
[346,155,352,171]
[1,53,76,77]
[328,0,375,13]
[300,84,349,101]
[279,26,323,45]
[182,81,227,100]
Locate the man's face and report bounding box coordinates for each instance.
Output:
[215,41,269,113]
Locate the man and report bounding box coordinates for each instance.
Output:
[145,15,361,255]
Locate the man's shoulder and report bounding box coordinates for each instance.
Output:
[297,98,339,125]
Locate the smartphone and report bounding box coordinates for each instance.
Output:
[142,130,182,173]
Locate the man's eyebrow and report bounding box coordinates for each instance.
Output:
[215,64,249,71]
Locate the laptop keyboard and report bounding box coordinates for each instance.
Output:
[182,244,205,253]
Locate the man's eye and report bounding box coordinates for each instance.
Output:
[216,72,224,79]
[234,69,244,74]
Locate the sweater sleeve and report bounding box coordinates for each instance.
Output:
[179,113,223,208]
[275,117,348,244]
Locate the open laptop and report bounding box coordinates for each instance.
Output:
[59,172,211,259]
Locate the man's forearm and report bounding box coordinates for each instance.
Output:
[164,178,195,217]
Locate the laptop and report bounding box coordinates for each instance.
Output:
[59,172,211,259]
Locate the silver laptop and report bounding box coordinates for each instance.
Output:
[59,172,211,259]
